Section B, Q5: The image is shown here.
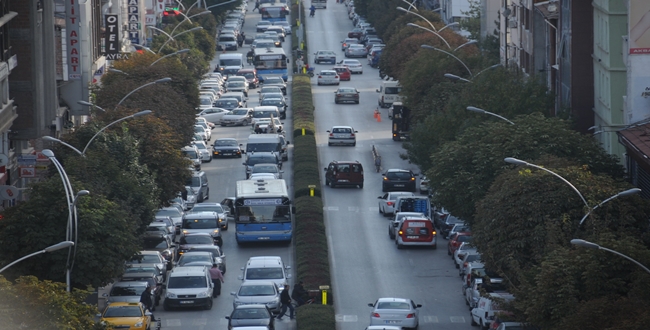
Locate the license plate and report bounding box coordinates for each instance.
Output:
[223,153,231,156]
[258,237,270,240]
[395,184,405,187]
[180,300,194,304]
[407,236,418,239]
[385,321,400,324]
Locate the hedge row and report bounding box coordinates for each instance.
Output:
[291,72,335,328]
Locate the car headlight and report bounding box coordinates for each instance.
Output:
[197,290,209,298]
[213,229,220,235]
[135,321,143,327]
[166,292,177,298]
[235,300,244,306]
[183,230,189,234]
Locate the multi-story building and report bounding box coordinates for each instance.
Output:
[0,0,17,210]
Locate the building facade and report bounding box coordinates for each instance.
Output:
[0,0,17,210]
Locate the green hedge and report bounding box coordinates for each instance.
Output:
[291,55,335,328]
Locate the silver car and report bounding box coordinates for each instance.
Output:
[193,140,212,162]
[327,126,357,146]
[377,191,416,216]
[220,108,253,126]
[345,44,368,58]
[231,281,282,313]
[226,81,250,97]
[262,76,287,95]
[368,298,422,329]
[104,281,152,305]
[250,163,283,179]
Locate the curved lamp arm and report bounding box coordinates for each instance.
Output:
[440,22,459,33]
[81,110,153,155]
[0,241,74,273]
[579,188,642,226]
[158,27,203,53]
[444,73,472,83]
[42,136,84,156]
[421,45,471,76]
[150,49,190,67]
[114,78,171,110]
[467,106,514,125]
[504,157,589,208]
[475,63,502,77]
[398,6,437,32]
[408,24,451,49]
[571,239,650,275]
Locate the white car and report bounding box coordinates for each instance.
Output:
[368,298,421,329]
[377,191,416,216]
[254,118,284,134]
[248,173,278,180]
[193,125,209,142]
[225,80,249,97]
[317,70,340,86]
[338,59,363,74]
[470,292,514,329]
[257,86,284,102]
[419,175,429,194]
[192,140,212,163]
[198,96,214,109]
[453,242,477,268]
[197,107,229,124]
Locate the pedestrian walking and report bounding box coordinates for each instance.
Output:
[237,33,244,47]
[253,0,260,12]
[209,263,225,297]
[276,284,295,320]
[140,285,157,321]
[291,281,308,306]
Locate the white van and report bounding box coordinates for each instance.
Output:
[470,292,514,329]
[163,266,214,310]
[376,80,403,108]
[218,53,244,73]
[246,134,289,161]
[251,106,281,127]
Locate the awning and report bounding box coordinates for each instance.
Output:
[617,123,650,166]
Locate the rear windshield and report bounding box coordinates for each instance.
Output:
[182,218,218,229]
[253,110,278,118]
[219,36,236,42]
[245,267,284,280]
[180,235,213,245]
[247,155,278,164]
[386,172,413,179]
[220,59,241,66]
[110,285,146,296]
[384,87,402,94]
[458,235,473,242]
[167,276,207,289]
[332,127,352,133]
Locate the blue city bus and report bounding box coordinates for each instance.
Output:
[253,47,289,81]
[234,179,293,244]
[259,3,290,22]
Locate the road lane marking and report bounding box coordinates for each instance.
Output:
[192,318,208,326]
[348,206,359,212]
[368,207,379,212]
[335,315,358,322]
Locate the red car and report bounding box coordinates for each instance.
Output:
[348,28,363,39]
[332,66,352,81]
[447,232,472,256]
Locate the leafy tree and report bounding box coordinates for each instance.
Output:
[426,113,624,222]
[459,0,481,41]
[0,276,108,330]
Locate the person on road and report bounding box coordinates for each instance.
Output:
[291,281,308,306]
[247,49,255,65]
[309,5,316,17]
[209,263,225,297]
[253,0,260,12]
[276,284,295,320]
[140,285,157,321]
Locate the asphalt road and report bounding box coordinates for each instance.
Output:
[308,3,477,330]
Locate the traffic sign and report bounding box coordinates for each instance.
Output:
[0,185,18,200]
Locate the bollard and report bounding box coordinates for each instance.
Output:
[302,128,306,135]
[308,185,316,197]
[319,285,330,305]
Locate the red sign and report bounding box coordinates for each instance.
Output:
[19,166,36,178]
[65,0,81,79]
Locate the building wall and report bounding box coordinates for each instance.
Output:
[593,0,627,160]
[481,0,501,38]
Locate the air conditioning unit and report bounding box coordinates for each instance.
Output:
[508,19,518,28]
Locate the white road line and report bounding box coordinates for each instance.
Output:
[324,206,339,211]
[192,318,208,326]
[368,207,379,212]
[335,315,359,322]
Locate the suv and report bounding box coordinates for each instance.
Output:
[239,256,291,291]
[217,33,238,51]
[382,169,417,192]
[186,171,209,203]
[181,212,223,247]
[394,217,437,249]
[324,161,364,188]
[164,266,214,311]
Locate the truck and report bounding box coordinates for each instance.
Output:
[391,102,410,141]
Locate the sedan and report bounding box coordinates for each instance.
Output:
[260,98,287,119]
[338,59,363,74]
[377,191,416,216]
[257,86,284,102]
[327,126,357,146]
[231,281,282,313]
[176,251,215,267]
[254,118,284,134]
[368,297,421,329]
[382,169,417,192]
[256,20,272,32]
[194,125,208,142]
[261,76,287,95]
[212,138,243,158]
[341,37,359,51]
[317,70,340,86]
[348,28,363,38]
[197,108,229,125]
[250,163,283,179]
[273,21,291,34]
[220,108,253,126]
[226,304,275,330]
[332,66,352,81]
[448,232,472,256]
[345,44,368,58]
[226,81,250,97]
[314,50,337,64]
[193,140,212,162]
[214,98,242,111]
[334,87,360,104]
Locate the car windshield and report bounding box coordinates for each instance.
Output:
[228,82,245,87]
[223,68,240,75]
[230,109,248,116]
[180,235,213,245]
[239,285,276,296]
[194,126,204,133]
[239,72,255,79]
[182,218,218,229]
[192,205,224,213]
[386,172,413,179]
[318,51,335,56]
[245,267,284,279]
[337,88,356,93]
[215,100,239,107]
[129,255,160,264]
[125,267,157,274]
[167,276,207,289]
[156,209,180,217]
[253,111,277,118]
[179,254,212,264]
[200,98,212,105]
[377,302,411,310]
[465,254,481,263]
[385,87,402,94]
[103,306,143,317]
[248,156,277,165]
[458,235,473,242]
[332,127,352,133]
[186,176,201,187]
[220,59,241,66]
[265,78,283,84]
[215,140,238,147]
[320,71,335,76]
[253,165,278,173]
[143,238,168,249]
[182,150,198,159]
[231,308,270,319]
[195,143,207,150]
[110,285,146,296]
[261,99,283,106]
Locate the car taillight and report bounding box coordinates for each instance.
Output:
[466,274,471,286]
[398,230,403,235]
[386,201,394,206]
[354,94,359,98]
[432,230,436,235]
[335,75,339,78]
[406,313,415,318]
[463,261,469,268]
[350,133,355,137]
[318,75,322,78]
[337,94,342,97]
[372,313,380,318]
[329,133,333,137]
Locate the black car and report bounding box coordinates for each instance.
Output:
[382,169,417,192]
[176,232,216,260]
[226,304,275,330]
[213,138,243,158]
[143,235,176,269]
[435,212,465,238]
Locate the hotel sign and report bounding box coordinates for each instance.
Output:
[65,0,81,80]
[127,0,141,45]
[104,14,119,55]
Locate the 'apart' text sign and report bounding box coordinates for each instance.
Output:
[65,0,81,80]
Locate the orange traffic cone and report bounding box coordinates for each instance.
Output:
[373,108,379,119]
[376,111,381,122]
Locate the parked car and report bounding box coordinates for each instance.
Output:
[448,232,472,257]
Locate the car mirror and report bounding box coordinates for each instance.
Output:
[96,313,102,317]
[238,275,243,280]
[230,292,236,296]
[416,304,422,308]
[145,311,153,316]
[368,303,374,307]
[326,130,331,133]
[355,131,358,133]
[280,171,284,173]
[392,222,399,227]
[243,163,247,165]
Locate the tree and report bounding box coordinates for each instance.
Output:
[0,276,108,330]
[426,113,624,222]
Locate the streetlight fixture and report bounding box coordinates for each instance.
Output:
[44,110,153,157]
[579,188,642,226]
[421,44,472,76]
[150,49,190,67]
[0,241,74,273]
[108,68,129,75]
[114,78,172,110]
[157,27,204,53]
[131,43,156,54]
[571,239,650,275]
[397,6,438,32]
[77,100,106,112]
[454,40,477,51]
[504,157,589,209]
[439,22,459,32]
[466,106,515,125]
[444,73,472,83]
[407,23,451,49]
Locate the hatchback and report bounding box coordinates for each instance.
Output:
[317,70,340,85]
[377,191,416,216]
[382,169,417,192]
[327,126,357,146]
[231,281,282,313]
[339,59,363,74]
[332,66,352,81]
[368,298,422,329]
[334,87,360,104]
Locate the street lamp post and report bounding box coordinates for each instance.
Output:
[466,106,515,125]
[397,6,438,32]
[407,23,451,49]
[579,188,642,226]
[169,10,211,36]
[0,241,74,273]
[43,110,153,157]
[421,44,472,76]
[455,40,477,51]
[150,49,190,67]
[114,78,172,110]
[157,27,204,53]
[77,100,106,112]
[571,239,650,275]
[444,64,502,83]
[131,43,156,54]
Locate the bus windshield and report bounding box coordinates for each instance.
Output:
[236,204,291,223]
[260,5,289,21]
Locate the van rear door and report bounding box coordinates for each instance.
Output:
[399,219,434,243]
